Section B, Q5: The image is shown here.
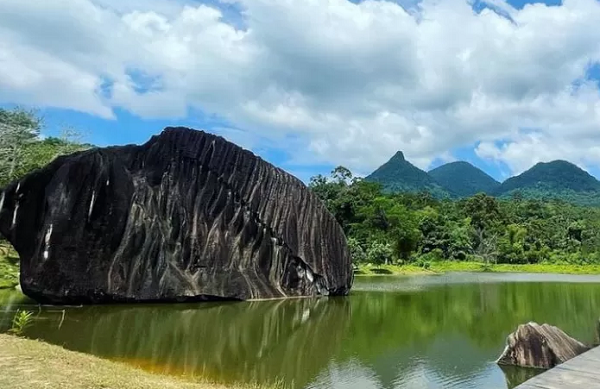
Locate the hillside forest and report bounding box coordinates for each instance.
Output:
[309,167,600,267]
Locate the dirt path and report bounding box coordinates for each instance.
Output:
[0,334,277,389]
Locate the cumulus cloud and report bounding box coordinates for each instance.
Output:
[476,129,599,175]
[1,0,600,175]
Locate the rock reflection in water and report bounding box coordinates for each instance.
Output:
[499,366,544,389]
[23,297,350,388]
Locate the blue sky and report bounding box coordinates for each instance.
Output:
[2,0,600,183]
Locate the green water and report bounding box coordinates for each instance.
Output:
[2,272,600,389]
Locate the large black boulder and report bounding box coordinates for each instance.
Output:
[0,127,353,304]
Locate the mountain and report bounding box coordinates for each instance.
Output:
[365,152,600,206]
[495,160,600,206]
[365,151,452,198]
[428,161,500,197]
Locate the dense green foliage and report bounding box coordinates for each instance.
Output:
[364,151,452,198]
[428,161,500,197]
[310,167,600,266]
[495,160,600,206]
[0,108,91,188]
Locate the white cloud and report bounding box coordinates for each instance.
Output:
[476,129,598,176]
[1,0,600,176]
[93,0,193,16]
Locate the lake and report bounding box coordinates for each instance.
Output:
[2,272,600,389]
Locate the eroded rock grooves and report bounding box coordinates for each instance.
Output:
[496,322,589,369]
[0,127,353,304]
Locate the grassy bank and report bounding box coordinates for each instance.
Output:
[355,261,600,276]
[0,334,282,389]
[0,244,19,289]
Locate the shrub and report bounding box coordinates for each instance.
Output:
[8,309,33,336]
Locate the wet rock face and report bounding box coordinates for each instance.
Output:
[496,322,589,369]
[0,127,353,304]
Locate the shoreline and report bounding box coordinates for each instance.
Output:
[3,257,600,291]
[0,334,281,389]
[4,247,600,291]
[354,262,600,276]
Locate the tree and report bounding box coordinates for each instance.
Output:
[309,174,333,202]
[0,108,41,186]
[309,167,382,234]
[366,241,393,267]
[497,224,527,264]
[387,204,421,261]
[463,193,502,232]
[331,166,352,184]
[463,194,503,257]
[56,127,90,155]
[476,231,499,265]
[446,218,473,260]
[0,109,90,188]
[347,237,367,265]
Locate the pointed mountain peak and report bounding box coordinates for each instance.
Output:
[365,151,451,198]
[391,151,405,162]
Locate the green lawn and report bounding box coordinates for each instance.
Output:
[355,261,600,276]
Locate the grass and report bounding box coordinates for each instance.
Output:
[355,261,600,276]
[355,263,436,276]
[0,334,284,389]
[0,243,19,289]
[482,262,600,274]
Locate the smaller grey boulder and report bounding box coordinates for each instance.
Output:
[496,322,589,369]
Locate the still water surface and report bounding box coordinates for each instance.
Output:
[2,272,600,389]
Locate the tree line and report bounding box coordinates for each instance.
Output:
[309,167,600,267]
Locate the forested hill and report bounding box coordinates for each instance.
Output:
[364,151,452,198]
[364,151,600,206]
[495,160,600,206]
[429,161,500,197]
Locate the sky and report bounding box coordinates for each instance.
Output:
[2,0,600,183]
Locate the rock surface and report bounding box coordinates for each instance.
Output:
[0,127,353,304]
[496,322,589,369]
